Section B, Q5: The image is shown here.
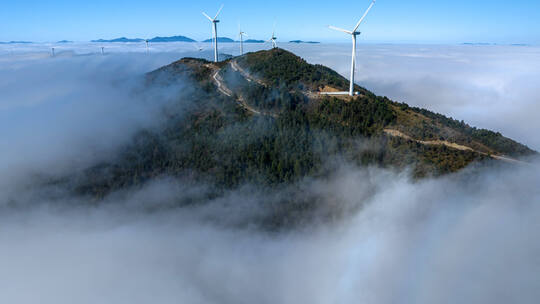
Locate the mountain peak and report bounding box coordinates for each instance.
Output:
[77,48,536,201]
[155,48,535,159]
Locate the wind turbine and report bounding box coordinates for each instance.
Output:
[193,43,204,52]
[329,0,376,96]
[238,24,248,55]
[51,47,55,57]
[145,39,149,54]
[267,23,277,49]
[203,4,224,62]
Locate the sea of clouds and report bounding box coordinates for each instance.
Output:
[1,42,539,303]
[2,41,539,149]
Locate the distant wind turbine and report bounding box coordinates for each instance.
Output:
[238,24,248,55]
[101,47,105,55]
[145,39,149,54]
[267,23,277,49]
[329,0,376,96]
[202,4,224,62]
[51,47,55,57]
[193,43,204,52]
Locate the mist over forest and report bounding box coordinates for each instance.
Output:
[1,43,539,303]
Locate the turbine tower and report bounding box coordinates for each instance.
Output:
[145,39,149,54]
[267,23,277,49]
[238,24,248,55]
[329,0,376,96]
[203,5,224,62]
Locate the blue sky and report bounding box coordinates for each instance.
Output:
[2,0,539,44]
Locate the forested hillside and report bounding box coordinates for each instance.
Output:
[72,49,535,217]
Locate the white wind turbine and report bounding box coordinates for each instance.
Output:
[203,4,224,62]
[329,0,376,96]
[267,23,277,49]
[193,42,204,52]
[238,24,248,55]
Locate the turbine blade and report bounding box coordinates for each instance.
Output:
[352,0,376,32]
[202,12,213,21]
[243,32,249,37]
[214,4,224,20]
[329,25,353,34]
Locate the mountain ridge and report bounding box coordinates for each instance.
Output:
[56,48,536,228]
[73,48,536,207]
[91,35,197,43]
[148,35,196,42]
[202,37,235,43]
[289,40,320,44]
[91,37,145,43]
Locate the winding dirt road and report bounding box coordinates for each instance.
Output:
[384,128,527,165]
[211,66,276,117]
[211,62,529,166]
[230,60,266,86]
[211,61,278,118]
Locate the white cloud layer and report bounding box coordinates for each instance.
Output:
[6,42,535,149]
[1,42,539,303]
[1,163,539,304]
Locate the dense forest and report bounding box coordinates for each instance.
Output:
[235,48,354,92]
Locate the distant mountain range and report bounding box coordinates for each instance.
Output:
[203,37,235,43]
[289,40,320,44]
[91,37,145,43]
[462,42,495,46]
[90,35,197,43]
[57,40,73,43]
[0,41,32,44]
[89,36,268,43]
[88,37,321,44]
[148,36,196,42]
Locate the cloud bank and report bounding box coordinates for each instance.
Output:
[4,42,539,152]
[1,162,539,304]
[1,43,539,304]
[0,51,195,194]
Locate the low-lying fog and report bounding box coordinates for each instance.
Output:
[1,42,539,303]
